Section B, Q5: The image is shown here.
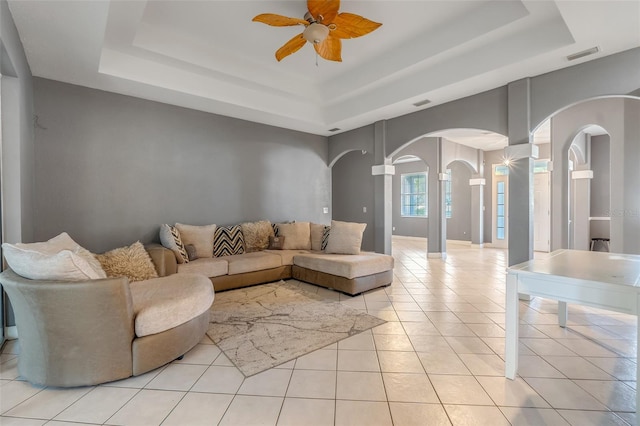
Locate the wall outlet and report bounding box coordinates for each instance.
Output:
[362,206,367,213]
[323,207,329,214]
[392,226,396,231]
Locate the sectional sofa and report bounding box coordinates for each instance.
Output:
[157,219,394,296]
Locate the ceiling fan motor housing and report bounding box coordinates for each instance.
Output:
[303,22,329,44]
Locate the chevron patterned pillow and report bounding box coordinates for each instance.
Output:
[213,225,245,257]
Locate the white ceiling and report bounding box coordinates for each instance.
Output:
[8,0,640,147]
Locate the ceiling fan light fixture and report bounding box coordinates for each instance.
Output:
[303,23,329,44]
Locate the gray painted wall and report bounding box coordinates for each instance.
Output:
[389,141,474,242]
[392,161,428,238]
[1,0,35,245]
[33,78,331,253]
[1,0,36,327]
[446,161,472,241]
[530,48,640,130]
[331,150,375,251]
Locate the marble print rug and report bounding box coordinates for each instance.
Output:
[206,281,386,376]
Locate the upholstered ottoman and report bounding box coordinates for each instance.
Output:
[292,252,394,295]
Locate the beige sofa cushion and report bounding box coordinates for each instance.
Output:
[324,220,366,255]
[278,222,312,250]
[177,258,228,277]
[130,273,214,337]
[225,252,282,275]
[241,221,274,252]
[264,249,312,266]
[293,252,394,279]
[175,223,216,259]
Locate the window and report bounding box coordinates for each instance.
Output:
[401,172,427,217]
[534,159,549,173]
[494,165,509,176]
[496,181,506,240]
[444,169,452,219]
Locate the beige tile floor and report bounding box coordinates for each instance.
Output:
[0,236,637,425]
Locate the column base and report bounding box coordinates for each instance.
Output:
[4,326,18,340]
[471,243,484,248]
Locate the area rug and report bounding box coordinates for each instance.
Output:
[206,281,386,376]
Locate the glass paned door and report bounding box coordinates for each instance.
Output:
[496,181,505,239]
[492,165,509,248]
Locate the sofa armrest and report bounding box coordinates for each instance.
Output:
[0,269,136,386]
[146,244,177,277]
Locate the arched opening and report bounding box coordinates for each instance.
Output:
[567,125,611,251]
[388,129,505,258]
[392,155,429,239]
[536,96,640,254]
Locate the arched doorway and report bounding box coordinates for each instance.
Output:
[567,125,611,251]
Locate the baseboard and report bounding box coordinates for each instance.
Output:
[427,252,447,259]
[4,326,18,340]
[447,239,472,246]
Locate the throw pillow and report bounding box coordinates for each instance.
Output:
[159,224,189,264]
[268,236,285,250]
[96,241,159,282]
[185,244,198,261]
[310,223,324,251]
[241,220,274,252]
[324,220,366,255]
[2,232,107,281]
[175,223,216,259]
[213,225,245,257]
[310,223,330,251]
[278,222,311,250]
[322,225,331,251]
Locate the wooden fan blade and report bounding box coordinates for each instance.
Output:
[330,13,382,39]
[307,0,340,24]
[276,34,307,61]
[314,36,342,62]
[253,13,309,27]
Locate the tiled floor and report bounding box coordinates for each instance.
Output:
[1,236,637,425]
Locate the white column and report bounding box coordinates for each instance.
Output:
[469,178,485,248]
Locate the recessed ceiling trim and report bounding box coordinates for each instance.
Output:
[413,99,431,107]
[566,46,600,61]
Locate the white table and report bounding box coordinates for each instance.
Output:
[505,249,640,418]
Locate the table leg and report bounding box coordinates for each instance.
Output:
[636,294,640,426]
[505,272,519,380]
[558,301,568,328]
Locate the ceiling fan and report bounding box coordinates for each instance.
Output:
[253,0,382,62]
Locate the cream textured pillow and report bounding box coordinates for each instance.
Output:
[1,232,106,281]
[241,220,274,252]
[324,220,367,255]
[278,222,311,250]
[175,223,216,259]
[96,241,159,282]
[159,224,189,264]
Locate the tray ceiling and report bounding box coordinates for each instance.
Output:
[8,0,640,140]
